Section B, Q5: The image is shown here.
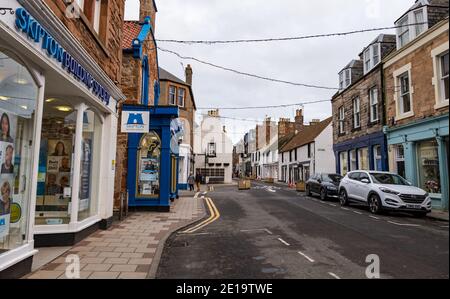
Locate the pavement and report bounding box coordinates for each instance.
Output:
[157,181,449,279]
[25,192,205,279]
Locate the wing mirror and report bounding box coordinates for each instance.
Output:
[361,178,370,184]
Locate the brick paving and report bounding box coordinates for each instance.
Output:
[25,194,204,279]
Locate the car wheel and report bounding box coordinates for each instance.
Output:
[320,188,327,201]
[339,189,348,206]
[368,194,382,215]
[306,184,311,196]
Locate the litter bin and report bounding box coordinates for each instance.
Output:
[238,179,251,190]
[296,181,306,192]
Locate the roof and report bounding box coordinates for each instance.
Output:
[278,132,295,149]
[122,21,142,49]
[280,117,332,153]
[395,0,449,23]
[159,67,188,86]
[339,59,363,73]
[359,34,396,55]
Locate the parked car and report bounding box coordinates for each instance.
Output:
[306,173,343,200]
[338,171,432,216]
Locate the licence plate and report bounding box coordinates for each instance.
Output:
[406,204,422,209]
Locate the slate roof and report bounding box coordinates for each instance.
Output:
[159,67,188,86]
[280,117,333,153]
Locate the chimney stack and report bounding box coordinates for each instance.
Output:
[294,109,304,132]
[278,118,295,140]
[185,64,193,86]
[139,0,157,28]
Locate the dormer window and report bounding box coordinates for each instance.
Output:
[395,7,428,49]
[339,68,352,90]
[363,44,381,74]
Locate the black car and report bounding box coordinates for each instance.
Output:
[306,173,343,200]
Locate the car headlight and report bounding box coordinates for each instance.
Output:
[379,187,400,195]
[327,186,337,191]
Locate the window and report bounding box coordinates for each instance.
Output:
[349,149,357,171]
[295,149,298,161]
[338,106,345,134]
[78,0,102,34]
[339,152,348,175]
[398,72,412,115]
[417,140,441,197]
[177,88,185,107]
[369,87,379,122]
[289,150,292,162]
[281,152,284,163]
[353,97,360,129]
[364,49,371,72]
[169,86,176,105]
[358,147,369,170]
[208,142,216,157]
[397,16,410,48]
[339,69,352,90]
[414,9,425,37]
[345,69,351,87]
[373,145,382,171]
[364,44,380,74]
[339,72,344,90]
[440,52,449,102]
[372,44,380,66]
[137,132,161,197]
[394,145,405,178]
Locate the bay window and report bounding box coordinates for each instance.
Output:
[414,9,425,37]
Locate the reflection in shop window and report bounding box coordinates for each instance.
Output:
[137,132,161,197]
[394,145,406,178]
[358,147,369,170]
[417,140,441,197]
[373,145,382,171]
[36,98,76,225]
[0,50,37,252]
[339,152,348,175]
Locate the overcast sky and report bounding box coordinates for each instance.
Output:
[124,0,413,144]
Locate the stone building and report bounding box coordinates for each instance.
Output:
[0,0,126,277]
[384,0,449,210]
[331,34,396,175]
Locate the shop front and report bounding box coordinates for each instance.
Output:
[385,114,449,211]
[123,104,179,211]
[0,2,123,277]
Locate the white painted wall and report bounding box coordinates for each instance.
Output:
[314,123,336,174]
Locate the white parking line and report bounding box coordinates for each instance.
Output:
[298,251,315,263]
[328,272,341,279]
[369,216,380,220]
[441,225,449,228]
[353,211,363,215]
[388,221,421,227]
[341,207,350,211]
[328,203,337,207]
[278,238,290,246]
[264,229,273,235]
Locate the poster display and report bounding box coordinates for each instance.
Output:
[0,109,17,238]
[79,138,92,211]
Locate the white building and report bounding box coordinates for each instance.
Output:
[279,117,335,184]
[194,110,233,184]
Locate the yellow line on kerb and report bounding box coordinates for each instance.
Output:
[182,197,220,234]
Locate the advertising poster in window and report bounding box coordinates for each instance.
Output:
[0,109,17,238]
[140,158,159,182]
[79,138,92,211]
[45,139,72,206]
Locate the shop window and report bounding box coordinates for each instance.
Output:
[339,152,348,175]
[417,140,441,197]
[373,145,382,171]
[36,98,77,225]
[0,50,37,252]
[137,132,161,197]
[394,145,406,178]
[349,149,357,171]
[358,147,369,170]
[78,109,101,221]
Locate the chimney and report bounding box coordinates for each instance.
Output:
[295,109,304,132]
[139,0,157,28]
[185,64,193,86]
[265,117,272,146]
[278,118,295,140]
[207,109,219,117]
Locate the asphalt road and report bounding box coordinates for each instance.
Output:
[156,181,449,279]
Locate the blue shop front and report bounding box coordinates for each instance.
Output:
[384,114,449,211]
[122,104,180,211]
[334,131,389,175]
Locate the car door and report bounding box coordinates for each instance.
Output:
[346,172,361,200]
[356,172,371,203]
[309,174,318,193]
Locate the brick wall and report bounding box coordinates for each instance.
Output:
[384,29,449,129]
[332,66,384,145]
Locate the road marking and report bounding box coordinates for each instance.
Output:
[266,188,276,193]
[369,216,380,220]
[277,238,290,246]
[320,201,326,204]
[328,203,337,207]
[387,221,421,227]
[341,207,350,211]
[194,192,200,199]
[182,197,220,233]
[328,272,341,279]
[264,229,273,235]
[353,211,363,215]
[298,251,315,263]
[441,225,449,228]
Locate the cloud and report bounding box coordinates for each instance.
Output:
[125,0,414,143]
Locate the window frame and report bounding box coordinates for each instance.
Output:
[338,106,345,134]
[177,87,186,107]
[168,85,176,106]
[369,87,379,123]
[431,43,449,109]
[393,64,414,120]
[352,96,361,129]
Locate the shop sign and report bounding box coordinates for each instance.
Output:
[121,111,150,133]
[14,8,110,106]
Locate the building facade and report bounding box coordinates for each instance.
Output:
[383,2,449,210]
[194,110,233,184]
[332,34,396,175]
[0,0,126,277]
[158,66,196,190]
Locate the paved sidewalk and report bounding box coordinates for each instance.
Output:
[427,210,449,222]
[25,194,204,279]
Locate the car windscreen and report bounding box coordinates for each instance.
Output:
[323,174,342,183]
[370,173,409,185]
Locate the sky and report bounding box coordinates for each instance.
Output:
[124,0,414,144]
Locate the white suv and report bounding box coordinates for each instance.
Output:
[338,171,432,216]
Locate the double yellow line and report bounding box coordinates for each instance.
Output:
[182,197,220,234]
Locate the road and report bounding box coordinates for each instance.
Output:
[156,181,449,279]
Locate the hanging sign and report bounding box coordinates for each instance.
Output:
[121,111,150,133]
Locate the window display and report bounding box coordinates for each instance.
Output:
[373,145,382,171]
[0,50,37,252]
[339,152,348,175]
[417,139,441,196]
[137,132,161,197]
[358,147,369,170]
